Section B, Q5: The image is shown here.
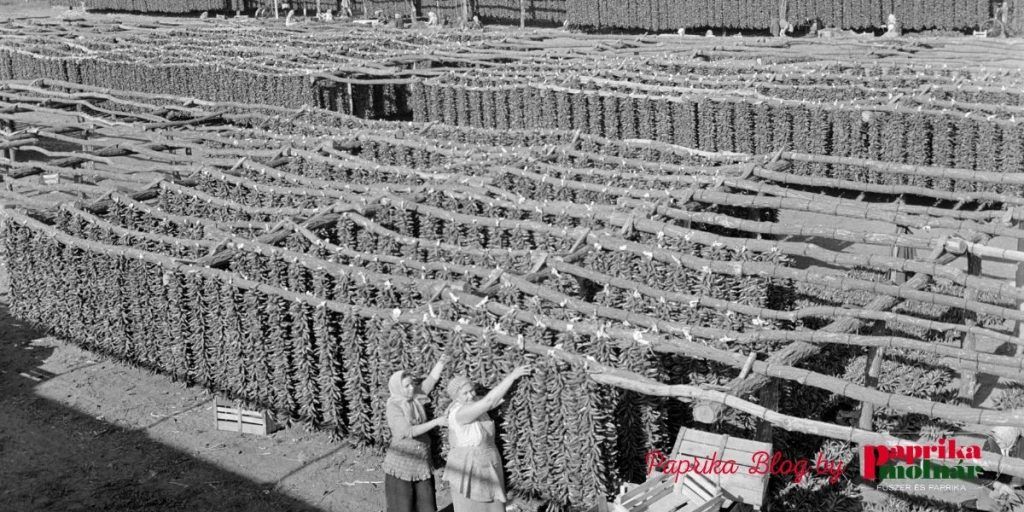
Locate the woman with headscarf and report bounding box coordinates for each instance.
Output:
[444,365,532,512]
[383,354,449,512]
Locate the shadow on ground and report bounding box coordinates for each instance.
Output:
[0,305,325,512]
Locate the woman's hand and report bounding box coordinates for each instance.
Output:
[406,416,447,437]
[510,364,532,380]
[456,365,532,423]
[436,354,451,368]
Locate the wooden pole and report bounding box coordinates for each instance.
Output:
[520,0,525,28]
[274,0,279,18]
[755,381,778,443]
[1007,214,1024,471]
[700,239,969,424]
[1015,294,1024,467]
[891,223,910,285]
[959,252,982,404]
[859,221,915,425]
[859,223,913,434]
[1017,217,1024,349]
[347,83,354,115]
[5,120,15,162]
[859,345,884,431]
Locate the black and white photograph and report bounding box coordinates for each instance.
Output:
[0,0,1023,510]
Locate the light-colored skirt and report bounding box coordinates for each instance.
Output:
[444,445,507,504]
[451,489,506,512]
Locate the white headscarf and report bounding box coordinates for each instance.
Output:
[387,370,426,424]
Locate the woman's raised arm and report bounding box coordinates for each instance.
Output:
[421,354,450,395]
[454,365,532,425]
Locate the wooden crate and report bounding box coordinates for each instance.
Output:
[215,399,277,436]
[613,472,727,512]
[670,428,772,511]
[617,473,685,512]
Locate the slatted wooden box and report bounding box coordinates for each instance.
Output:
[215,399,278,436]
[612,472,727,512]
[669,428,772,511]
[599,427,772,512]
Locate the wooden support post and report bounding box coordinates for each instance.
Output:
[316,0,321,16]
[1016,303,1024,468]
[462,0,469,25]
[959,252,982,404]
[858,222,914,425]
[520,0,525,28]
[859,345,884,431]
[346,83,354,115]
[752,194,768,241]
[755,381,778,443]
[5,120,15,162]
[1013,216,1024,478]
[274,0,279,18]
[891,224,910,284]
[1017,218,1024,353]
[855,230,915,498]
[1009,216,1024,470]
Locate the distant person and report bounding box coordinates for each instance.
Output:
[994,2,1010,37]
[444,365,532,512]
[383,356,449,512]
[884,13,901,37]
[778,19,793,36]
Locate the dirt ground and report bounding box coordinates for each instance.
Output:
[0,263,464,512]
[0,7,448,512]
[2,3,1022,512]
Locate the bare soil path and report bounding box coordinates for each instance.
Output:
[0,264,458,512]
